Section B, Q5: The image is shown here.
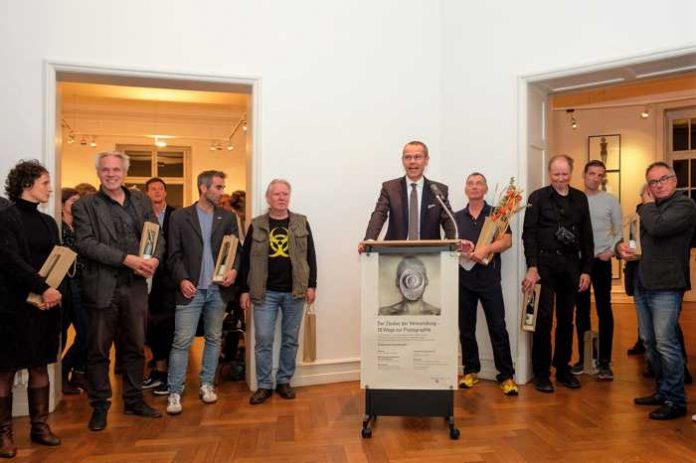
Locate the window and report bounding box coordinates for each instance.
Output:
[667,109,696,203]
[117,144,190,208]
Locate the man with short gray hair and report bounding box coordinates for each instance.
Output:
[618,161,696,420]
[73,151,165,431]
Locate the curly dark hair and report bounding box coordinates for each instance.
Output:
[4,159,48,202]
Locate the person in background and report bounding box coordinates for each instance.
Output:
[141,177,176,396]
[572,161,622,380]
[0,160,64,457]
[240,179,317,405]
[59,187,89,395]
[74,182,97,198]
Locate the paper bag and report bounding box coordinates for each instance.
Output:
[302,303,317,362]
[27,246,77,307]
[622,214,641,261]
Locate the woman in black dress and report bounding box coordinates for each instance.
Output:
[0,160,63,458]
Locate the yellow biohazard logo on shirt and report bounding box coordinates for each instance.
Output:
[269,227,289,258]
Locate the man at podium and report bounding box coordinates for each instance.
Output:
[360,141,456,251]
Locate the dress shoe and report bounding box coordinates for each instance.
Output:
[534,377,554,393]
[69,371,88,391]
[556,374,581,389]
[28,386,61,446]
[88,403,110,431]
[634,394,664,406]
[649,403,686,420]
[124,402,162,418]
[249,388,272,405]
[276,384,296,400]
[627,340,645,356]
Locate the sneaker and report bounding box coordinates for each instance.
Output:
[458,373,479,389]
[570,362,584,376]
[166,393,182,415]
[142,371,164,390]
[199,384,218,404]
[597,364,614,381]
[499,379,519,396]
[249,388,272,405]
[152,382,169,396]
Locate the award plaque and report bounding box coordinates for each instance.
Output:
[139,222,160,259]
[474,217,497,265]
[213,234,239,283]
[622,214,641,261]
[520,284,541,332]
[26,246,77,307]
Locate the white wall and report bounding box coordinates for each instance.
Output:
[0,0,694,386]
[0,0,443,386]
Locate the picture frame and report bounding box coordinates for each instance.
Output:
[27,246,77,307]
[588,134,621,171]
[212,234,239,283]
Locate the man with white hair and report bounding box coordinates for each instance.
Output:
[73,151,165,431]
[240,179,317,405]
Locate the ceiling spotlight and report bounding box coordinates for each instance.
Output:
[640,107,649,119]
[80,136,87,146]
[154,137,167,148]
[209,143,217,151]
[242,120,248,132]
[67,132,75,144]
[226,143,234,151]
[90,136,97,147]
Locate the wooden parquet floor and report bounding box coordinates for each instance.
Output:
[10,302,696,462]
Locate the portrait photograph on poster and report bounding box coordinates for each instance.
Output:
[378,254,441,316]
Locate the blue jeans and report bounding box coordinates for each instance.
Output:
[634,286,686,407]
[167,288,226,394]
[254,291,305,390]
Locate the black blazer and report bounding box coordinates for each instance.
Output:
[364,176,456,240]
[0,204,59,313]
[167,203,241,306]
[73,188,165,308]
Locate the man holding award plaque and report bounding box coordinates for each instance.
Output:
[454,173,518,396]
[165,170,240,415]
[73,151,165,431]
[617,162,696,421]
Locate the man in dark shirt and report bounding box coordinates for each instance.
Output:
[455,173,517,396]
[618,162,696,420]
[522,154,593,393]
[240,179,317,405]
[73,151,164,431]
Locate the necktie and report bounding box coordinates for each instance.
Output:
[408,183,419,240]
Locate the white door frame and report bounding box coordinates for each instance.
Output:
[42,60,262,216]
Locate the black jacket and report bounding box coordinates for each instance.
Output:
[522,185,594,274]
[73,187,165,308]
[364,176,456,240]
[635,192,696,291]
[167,203,241,306]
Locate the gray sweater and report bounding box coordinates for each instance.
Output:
[587,191,622,256]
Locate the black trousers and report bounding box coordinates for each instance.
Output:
[146,279,176,363]
[533,252,579,378]
[86,279,148,407]
[458,279,514,382]
[575,258,614,365]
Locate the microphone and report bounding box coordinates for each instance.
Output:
[429,183,459,240]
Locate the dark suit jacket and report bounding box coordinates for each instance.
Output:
[364,176,456,240]
[149,205,177,316]
[167,203,241,306]
[73,187,165,308]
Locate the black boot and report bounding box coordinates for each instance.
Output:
[28,386,61,446]
[0,395,17,458]
[69,370,88,392]
[62,367,80,395]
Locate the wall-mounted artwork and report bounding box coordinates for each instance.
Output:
[588,134,621,171]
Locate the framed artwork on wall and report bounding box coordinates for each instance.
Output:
[588,134,621,171]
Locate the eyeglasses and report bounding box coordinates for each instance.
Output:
[647,174,676,187]
[403,155,426,162]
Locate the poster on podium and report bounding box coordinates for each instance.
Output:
[361,247,458,391]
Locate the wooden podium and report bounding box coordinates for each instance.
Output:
[359,240,460,439]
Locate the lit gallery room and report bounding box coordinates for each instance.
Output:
[0,1,695,461]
